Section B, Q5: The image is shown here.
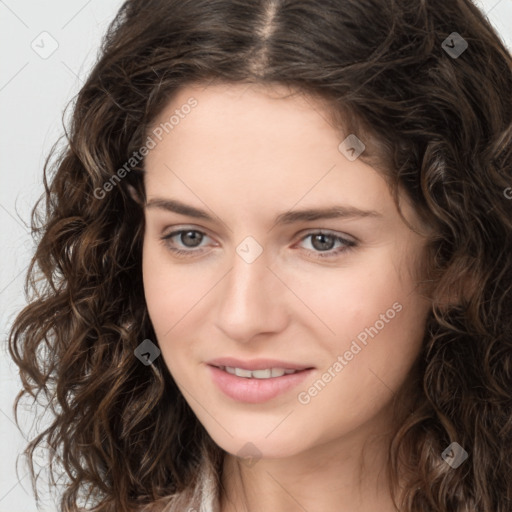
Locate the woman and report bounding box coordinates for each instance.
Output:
[8,0,512,511]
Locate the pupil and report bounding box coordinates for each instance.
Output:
[183,231,202,247]
[313,234,333,251]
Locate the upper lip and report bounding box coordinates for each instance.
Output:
[207,357,313,371]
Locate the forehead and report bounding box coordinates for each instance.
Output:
[146,82,364,177]
[142,82,427,233]
[150,81,342,150]
[146,85,381,198]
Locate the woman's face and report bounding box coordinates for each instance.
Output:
[142,82,432,459]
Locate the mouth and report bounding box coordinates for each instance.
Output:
[207,363,315,403]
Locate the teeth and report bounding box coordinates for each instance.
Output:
[223,366,299,379]
[251,369,272,378]
[234,367,252,378]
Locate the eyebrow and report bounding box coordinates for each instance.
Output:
[145,197,382,225]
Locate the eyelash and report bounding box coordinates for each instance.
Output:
[160,228,357,260]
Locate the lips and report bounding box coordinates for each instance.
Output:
[207,364,315,403]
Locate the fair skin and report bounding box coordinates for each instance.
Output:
[142,82,433,512]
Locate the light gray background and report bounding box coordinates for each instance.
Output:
[1,1,511,510]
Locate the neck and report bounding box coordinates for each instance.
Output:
[219,419,403,512]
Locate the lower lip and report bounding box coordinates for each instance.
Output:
[207,365,314,403]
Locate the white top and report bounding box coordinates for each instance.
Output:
[159,458,222,512]
[195,459,222,512]
[138,456,222,512]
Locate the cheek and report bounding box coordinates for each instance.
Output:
[282,250,413,343]
[142,237,200,325]
[292,249,428,398]
[143,241,170,326]
[142,239,215,377]
[296,300,428,442]
[142,239,186,352]
[335,257,428,375]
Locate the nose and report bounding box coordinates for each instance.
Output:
[214,242,289,343]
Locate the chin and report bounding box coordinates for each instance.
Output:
[214,433,304,462]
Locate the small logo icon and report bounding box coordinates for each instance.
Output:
[134,339,161,366]
[236,236,263,264]
[338,134,365,161]
[31,31,59,59]
[237,442,262,468]
[441,441,468,468]
[442,32,468,59]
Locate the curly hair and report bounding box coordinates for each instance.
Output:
[8,0,512,510]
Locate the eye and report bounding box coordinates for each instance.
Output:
[161,229,211,256]
[160,228,357,259]
[296,230,357,259]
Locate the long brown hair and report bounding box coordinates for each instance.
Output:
[8,0,512,510]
